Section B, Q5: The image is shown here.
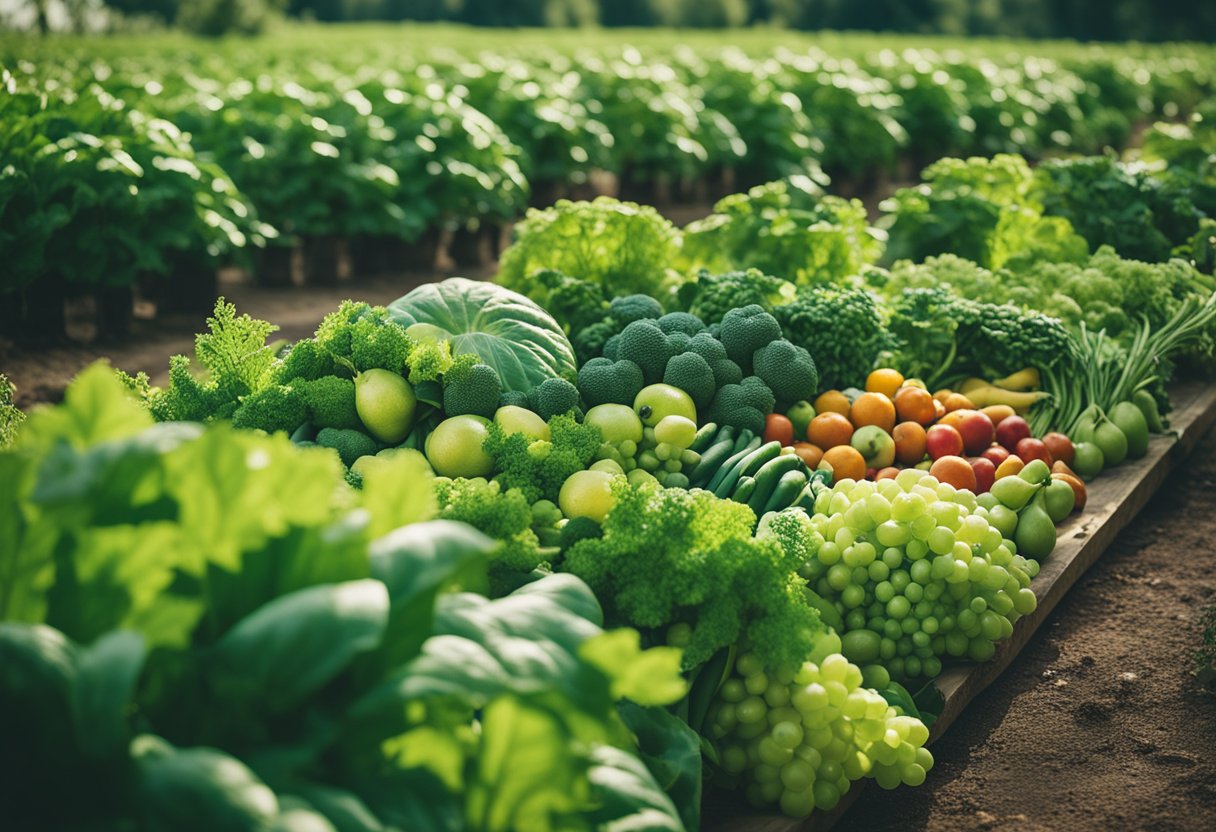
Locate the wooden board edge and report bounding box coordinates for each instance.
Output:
[704,381,1216,832]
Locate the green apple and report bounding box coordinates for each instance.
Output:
[351,447,429,479]
[425,415,494,478]
[786,400,816,441]
[405,322,450,344]
[585,404,644,444]
[633,384,696,428]
[558,470,618,522]
[355,368,417,444]
[494,405,550,441]
[850,424,896,469]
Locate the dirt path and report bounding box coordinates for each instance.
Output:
[841,424,1216,832]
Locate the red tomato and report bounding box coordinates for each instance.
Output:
[764,413,795,446]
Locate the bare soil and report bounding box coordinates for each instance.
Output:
[4,263,1216,832]
[841,425,1216,832]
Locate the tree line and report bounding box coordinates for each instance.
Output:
[10,0,1214,41]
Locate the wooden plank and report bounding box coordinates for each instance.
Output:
[705,381,1216,832]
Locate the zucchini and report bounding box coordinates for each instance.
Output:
[762,469,810,514]
[704,437,761,492]
[731,429,755,455]
[690,422,720,453]
[731,476,756,503]
[689,438,738,487]
[713,441,780,498]
[746,455,804,514]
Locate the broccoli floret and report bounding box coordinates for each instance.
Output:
[609,294,664,327]
[533,269,610,334]
[443,362,503,419]
[686,331,727,363]
[663,352,716,410]
[0,374,24,448]
[773,287,892,391]
[500,390,530,409]
[711,359,743,388]
[571,317,621,365]
[435,476,550,593]
[657,312,706,336]
[406,339,455,384]
[529,377,582,420]
[273,339,335,383]
[344,468,364,490]
[577,358,646,408]
[315,301,413,374]
[316,427,378,467]
[231,384,309,435]
[706,376,776,435]
[752,340,819,408]
[297,376,362,430]
[603,334,623,360]
[718,305,783,375]
[678,268,797,325]
[483,413,602,503]
[559,516,603,550]
[665,332,691,356]
[148,354,227,423]
[616,320,674,384]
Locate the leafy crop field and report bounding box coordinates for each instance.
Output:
[3,22,1216,832]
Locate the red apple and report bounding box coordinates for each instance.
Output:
[955,410,995,455]
[1015,436,1053,466]
[926,424,965,460]
[981,444,1010,467]
[1042,432,1075,466]
[995,415,1032,451]
[970,457,996,494]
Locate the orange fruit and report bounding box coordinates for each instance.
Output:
[980,404,1016,426]
[933,389,954,404]
[875,466,901,481]
[865,368,905,398]
[792,442,824,469]
[943,392,976,413]
[807,412,854,449]
[929,455,977,492]
[850,392,897,433]
[894,386,936,426]
[820,445,867,483]
[892,421,928,465]
[814,390,851,417]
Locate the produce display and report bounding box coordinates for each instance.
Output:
[6,113,1216,827]
[2,29,1215,338]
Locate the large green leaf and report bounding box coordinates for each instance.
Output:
[387,277,576,393]
[72,629,146,760]
[209,580,389,713]
[360,451,436,539]
[584,744,685,832]
[368,519,493,669]
[578,629,687,707]
[133,736,279,832]
[617,703,701,832]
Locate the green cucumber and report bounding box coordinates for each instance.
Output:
[731,429,756,455]
[731,476,756,503]
[714,441,781,498]
[690,422,720,453]
[746,455,805,514]
[705,441,760,492]
[689,439,738,487]
[762,469,810,514]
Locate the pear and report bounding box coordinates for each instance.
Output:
[1043,478,1077,523]
[1018,458,1052,484]
[1014,493,1057,560]
[355,369,417,444]
[1109,401,1149,459]
[991,474,1040,511]
[1093,420,1128,467]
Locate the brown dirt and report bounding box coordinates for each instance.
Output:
[840,424,1216,832]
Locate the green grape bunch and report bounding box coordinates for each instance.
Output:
[801,469,1040,681]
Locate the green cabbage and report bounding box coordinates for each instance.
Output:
[388,277,576,393]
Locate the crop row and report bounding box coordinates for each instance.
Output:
[2,35,1214,340]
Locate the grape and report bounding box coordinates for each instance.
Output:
[711,648,935,819]
[802,469,1043,683]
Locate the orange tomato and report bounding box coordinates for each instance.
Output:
[929,455,978,492]
[892,421,928,465]
[764,413,795,446]
[894,386,936,426]
[792,442,825,469]
[807,412,854,449]
[865,368,905,398]
[850,392,897,433]
[814,390,851,417]
[820,445,867,483]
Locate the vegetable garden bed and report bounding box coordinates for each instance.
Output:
[707,379,1216,831]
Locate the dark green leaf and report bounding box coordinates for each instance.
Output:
[617,703,701,832]
[72,629,146,760]
[584,744,685,832]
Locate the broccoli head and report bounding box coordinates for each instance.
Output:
[559,516,603,550]
[616,319,675,384]
[148,354,228,423]
[677,268,796,326]
[315,301,413,374]
[443,362,503,419]
[529,377,582,420]
[663,352,717,410]
[609,294,664,327]
[753,339,819,408]
[298,376,362,430]
[577,358,646,408]
[571,317,621,365]
[706,376,776,435]
[316,427,378,467]
[711,359,743,388]
[657,312,706,336]
[273,339,335,383]
[602,333,623,361]
[718,305,783,375]
[500,390,530,409]
[532,269,610,334]
[434,476,550,593]
[772,287,892,391]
